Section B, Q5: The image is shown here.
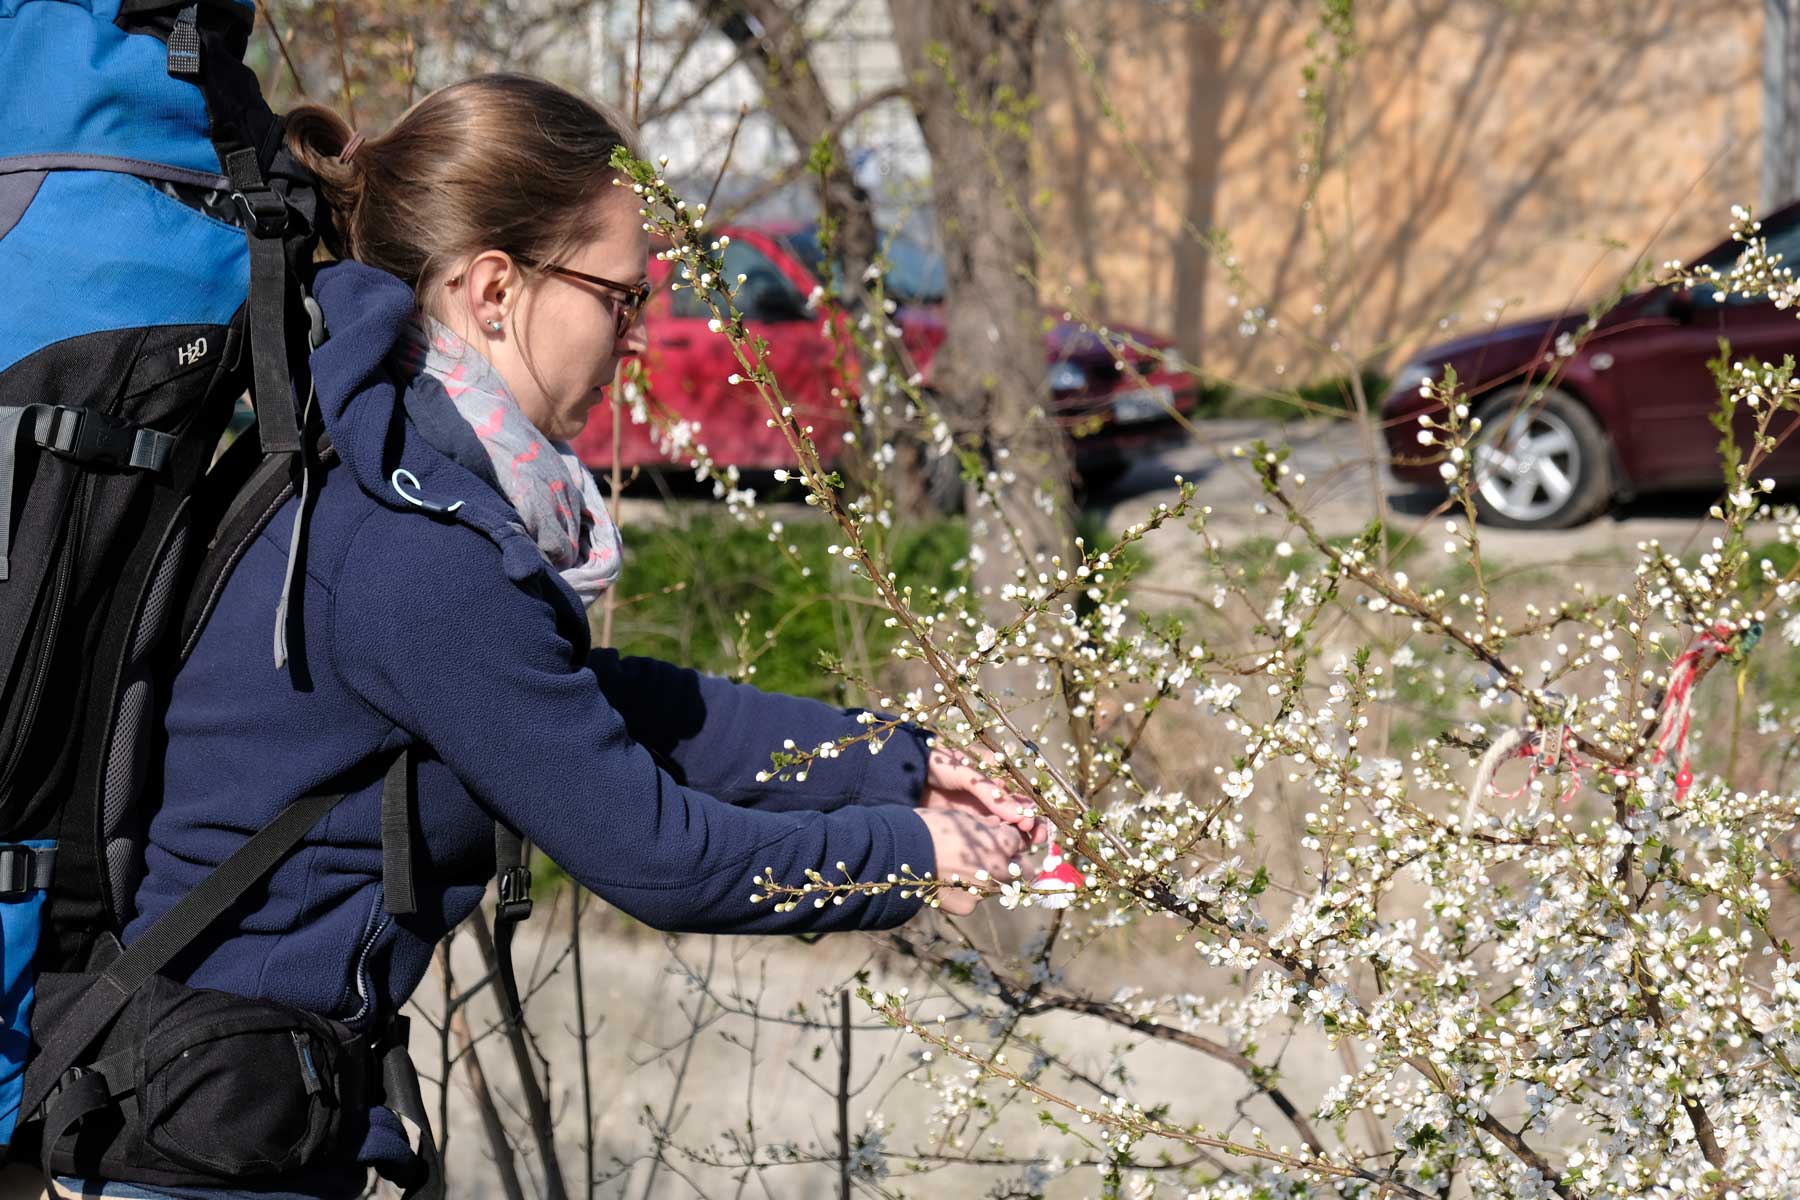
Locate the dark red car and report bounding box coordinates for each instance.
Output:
[1382,200,1800,528]
[570,223,1199,494]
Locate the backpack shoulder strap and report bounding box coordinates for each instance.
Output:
[222,147,300,456]
[378,744,531,1025]
[490,823,532,1026]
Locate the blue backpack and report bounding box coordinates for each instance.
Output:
[0,3,490,1194]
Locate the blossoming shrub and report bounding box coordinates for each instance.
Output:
[605,143,1800,1200]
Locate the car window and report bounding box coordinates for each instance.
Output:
[779,228,829,282]
[775,226,947,305]
[1692,216,1800,307]
[881,232,946,304]
[669,241,807,322]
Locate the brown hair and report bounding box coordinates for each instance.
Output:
[285,73,637,310]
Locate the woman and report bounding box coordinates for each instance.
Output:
[66,74,1038,1198]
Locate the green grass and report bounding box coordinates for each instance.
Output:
[604,509,969,704]
[1199,366,1389,422]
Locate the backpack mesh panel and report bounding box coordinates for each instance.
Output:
[100,516,191,928]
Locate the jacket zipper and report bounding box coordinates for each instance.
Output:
[345,884,391,1026]
[0,476,86,800]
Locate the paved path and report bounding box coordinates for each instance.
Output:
[1089,418,1727,566]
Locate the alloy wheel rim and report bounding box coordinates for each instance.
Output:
[1471,406,1581,523]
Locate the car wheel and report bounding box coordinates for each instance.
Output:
[1467,388,1613,529]
[1076,461,1130,495]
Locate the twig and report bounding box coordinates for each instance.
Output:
[437,942,454,1162]
[472,909,570,1200]
[709,86,907,226]
[258,0,309,100]
[837,989,852,1200]
[705,104,751,214]
[632,0,647,126]
[571,884,596,1200]
[450,988,528,1200]
[327,0,356,127]
[884,932,1328,1157]
[639,937,717,1200]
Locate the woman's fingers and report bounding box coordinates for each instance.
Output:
[926,747,1041,824]
[921,745,1057,860]
[914,809,1031,916]
[936,889,979,916]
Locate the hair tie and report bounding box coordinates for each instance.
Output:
[339,131,367,164]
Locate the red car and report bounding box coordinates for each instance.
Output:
[570,223,1199,494]
[1382,200,1800,529]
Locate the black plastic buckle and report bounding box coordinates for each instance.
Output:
[365,1012,411,1064]
[39,1065,84,1110]
[36,408,171,473]
[0,843,44,901]
[496,865,533,924]
[231,188,289,238]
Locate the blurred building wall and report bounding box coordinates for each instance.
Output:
[1032,1,1762,388]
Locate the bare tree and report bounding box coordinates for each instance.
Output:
[1172,7,1226,372]
[696,0,883,292]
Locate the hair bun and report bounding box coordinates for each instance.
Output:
[339,131,367,164]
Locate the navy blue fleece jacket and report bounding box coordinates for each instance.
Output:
[125,260,935,1176]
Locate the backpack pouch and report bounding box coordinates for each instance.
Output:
[139,990,347,1177]
[33,972,367,1186]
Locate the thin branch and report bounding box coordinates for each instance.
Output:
[710,85,907,225]
[705,104,752,213]
[572,885,597,1200]
[836,990,852,1200]
[472,909,570,1200]
[258,0,309,100]
[327,0,357,127]
[449,981,529,1200]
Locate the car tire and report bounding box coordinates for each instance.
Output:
[1075,461,1130,496]
[1467,388,1613,530]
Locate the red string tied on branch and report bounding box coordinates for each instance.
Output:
[1466,620,1759,817]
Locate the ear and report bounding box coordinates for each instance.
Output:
[455,249,520,335]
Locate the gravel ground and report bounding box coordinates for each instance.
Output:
[418,911,1350,1200]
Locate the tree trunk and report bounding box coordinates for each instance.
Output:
[1172,9,1224,371]
[1765,0,1800,210]
[890,0,1072,515]
[889,1,1076,781]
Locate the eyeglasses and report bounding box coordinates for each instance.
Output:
[513,254,650,338]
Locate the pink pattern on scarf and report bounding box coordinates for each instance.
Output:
[441,363,471,399]
[473,407,505,440]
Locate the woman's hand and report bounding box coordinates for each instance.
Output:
[919,744,1049,845]
[915,808,1030,915]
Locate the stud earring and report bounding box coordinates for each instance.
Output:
[488,319,503,332]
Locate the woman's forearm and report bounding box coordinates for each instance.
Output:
[586,648,930,810]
